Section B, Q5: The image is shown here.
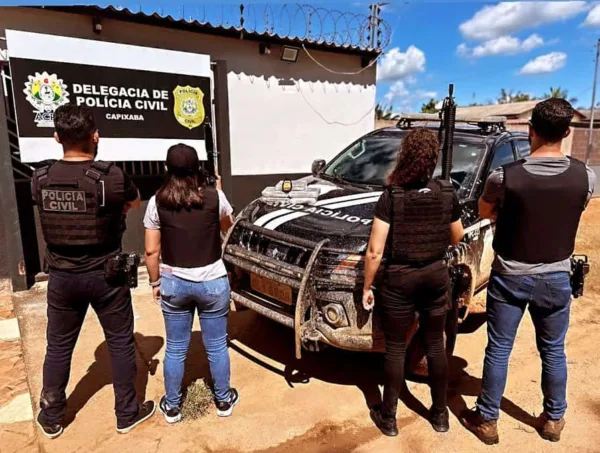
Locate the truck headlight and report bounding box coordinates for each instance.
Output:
[323,303,349,328]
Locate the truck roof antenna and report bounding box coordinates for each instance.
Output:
[439,84,456,181]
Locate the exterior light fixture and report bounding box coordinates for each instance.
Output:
[259,43,271,55]
[92,17,103,34]
[280,46,299,63]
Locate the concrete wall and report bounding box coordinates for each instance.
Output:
[0,7,376,179]
[570,127,600,164]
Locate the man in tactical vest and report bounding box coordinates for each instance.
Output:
[461,99,596,445]
[32,105,155,439]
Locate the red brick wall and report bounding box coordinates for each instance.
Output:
[571,128,600,164]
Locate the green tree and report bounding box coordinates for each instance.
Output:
[543,86,578,105]
[512,92,533,102]
[498,88,512,104]
[498,88,533,104]
[421,98,439,113]
[375,102,398,120]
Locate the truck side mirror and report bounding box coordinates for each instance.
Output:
[312,159,326,175]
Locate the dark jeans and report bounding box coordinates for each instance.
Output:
[476,272,571,421]
[379,260,450,419]
[40,269,138,426]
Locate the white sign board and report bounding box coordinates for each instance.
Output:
[6,30,212,162]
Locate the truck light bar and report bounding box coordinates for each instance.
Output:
[397,113,507,124]
[397,112,507,134]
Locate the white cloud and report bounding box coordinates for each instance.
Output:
[415,89,438,100]
[460,2,588,40]
[384,80,409,102]
[377,46,426,82]
[519,52,567,75]
[384,81,437,111]
[583,4,600,26]
[458,34,544,58]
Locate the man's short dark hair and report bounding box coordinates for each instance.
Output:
[54,104,96,146]
[530,98,574,143]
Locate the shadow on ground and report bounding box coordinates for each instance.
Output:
[63,333,163,427]
[227,309,538,433]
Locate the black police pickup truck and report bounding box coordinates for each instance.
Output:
[223,115,530,370]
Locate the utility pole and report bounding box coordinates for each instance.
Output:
[586,39,600,165]
[368,4,378,49]
[368,3,388,49]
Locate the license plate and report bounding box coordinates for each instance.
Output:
[250,273,293,306]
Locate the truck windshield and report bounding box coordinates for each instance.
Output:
[322,134,486,197]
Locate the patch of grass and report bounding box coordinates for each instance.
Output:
[181,379,214,421]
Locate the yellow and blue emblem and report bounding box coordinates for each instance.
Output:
[173,85,205,130]
[282,179,293,193]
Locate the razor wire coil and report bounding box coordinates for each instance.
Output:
[113,3,391,51]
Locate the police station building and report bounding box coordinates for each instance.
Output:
[0,5,381,292]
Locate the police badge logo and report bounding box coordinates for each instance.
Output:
[23,72,70,128]
[282,179,293,193]
[173,86,205,130]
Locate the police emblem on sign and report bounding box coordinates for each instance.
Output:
[173,85,205,130]
[42,189,87,213]
[23,72,70,128]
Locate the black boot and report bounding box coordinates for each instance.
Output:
[370,406,399,437]
[430,407,450,433]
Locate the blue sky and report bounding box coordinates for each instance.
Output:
[373,1,600,112]
[2,1,600,111]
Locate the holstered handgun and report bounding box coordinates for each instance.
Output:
[571,255,590,299]
[105,253,141,288]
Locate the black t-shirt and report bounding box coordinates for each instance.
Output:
[32,160,138,273]
[373,188,462,273]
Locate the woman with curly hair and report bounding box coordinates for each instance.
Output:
[362,128,464,436]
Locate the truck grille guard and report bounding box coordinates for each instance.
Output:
[222,218,475,357]
[222,217,330,359]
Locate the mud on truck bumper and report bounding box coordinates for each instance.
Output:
[222,218,385,358]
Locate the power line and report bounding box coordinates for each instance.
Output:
[302,44,383,75]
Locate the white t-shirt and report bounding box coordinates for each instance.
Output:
[143,189,233,282]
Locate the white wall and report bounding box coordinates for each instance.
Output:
[229,76,375,175]
[0,7,377,176]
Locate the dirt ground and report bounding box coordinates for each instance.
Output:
[3,200,600,453]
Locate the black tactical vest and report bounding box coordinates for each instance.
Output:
[157,187,222,268]
[493,158,588,263]
[389,179,454,264]
[33,160,125,247]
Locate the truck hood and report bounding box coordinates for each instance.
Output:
[239,176,381,251]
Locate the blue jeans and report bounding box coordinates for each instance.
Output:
[477,272,572,421]
[160,273,231,409]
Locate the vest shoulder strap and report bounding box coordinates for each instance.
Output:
[502,158,526,173]
[84,161,114,183]
[567,156,587,170]
[385,185,404,196]
[434,179,454,193]
[33,159,58,179]
[32,160,58,197]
